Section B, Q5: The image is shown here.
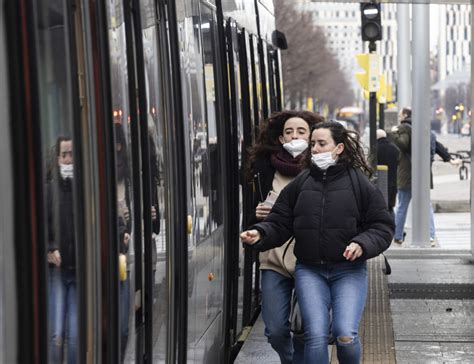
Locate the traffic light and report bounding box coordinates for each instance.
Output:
[360,3,382,42]
[355,53,380,92]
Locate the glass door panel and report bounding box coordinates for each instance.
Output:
[104,2,137,361]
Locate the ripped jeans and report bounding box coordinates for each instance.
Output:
[295,260,368,364]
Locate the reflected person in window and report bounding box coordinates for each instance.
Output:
[47,136,77,364]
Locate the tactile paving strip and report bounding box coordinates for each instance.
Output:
[331,256,396,363]
[388,283,474,299]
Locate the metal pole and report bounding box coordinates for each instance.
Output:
[379,102,385,130]
[470,8,474,255]
[369,41,378,172]
[411,4,431,247]
[397,4,411,108]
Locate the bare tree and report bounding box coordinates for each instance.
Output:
[274,0,354,112]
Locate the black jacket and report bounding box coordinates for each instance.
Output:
[251,163,394,265]
[47,177,76,270]
[377,137,400,209]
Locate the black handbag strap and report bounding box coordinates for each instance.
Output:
[347,167,391,275]
[282,237,295,278]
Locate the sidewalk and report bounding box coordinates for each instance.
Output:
[392,212,471,250]
[388,258,474,363]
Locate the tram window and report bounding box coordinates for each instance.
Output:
[104,1,137,361]
[32,1,79,362]
[182,11,210,242]
[138,0,169,358]
[201,6,223,229]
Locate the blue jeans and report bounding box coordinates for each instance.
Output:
[48,267,77,364]
[261,269,304,364]
[295,261,368,364]
[120,277,130,361]
[394,188,435,241]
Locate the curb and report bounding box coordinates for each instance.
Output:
[432,200,470,213]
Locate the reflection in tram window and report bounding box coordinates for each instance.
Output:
[32,0,80,362]
[182,12,210,243]
[114,124,132,361]
[46,137,77,364]
[139,1,169,360]
[104,1,137,362]
[201,7,223,230]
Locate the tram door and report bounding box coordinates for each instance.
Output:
[179,2,226,362]
[222,18,246,346]
[104,0,171,362]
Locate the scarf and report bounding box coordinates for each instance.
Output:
[270,150,303,177]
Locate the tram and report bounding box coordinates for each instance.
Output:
[0,0,285,362]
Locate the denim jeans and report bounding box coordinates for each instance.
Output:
[295,261,368,364]
[48,267,77,364]
[120,277,131,361]
[261,269,304,364]
[395,188,436,241]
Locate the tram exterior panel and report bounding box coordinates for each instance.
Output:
[1,0,284,362]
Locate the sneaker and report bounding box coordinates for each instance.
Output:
[430,238,436,247]
[393,239,403,245]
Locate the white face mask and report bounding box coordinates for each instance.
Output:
[311,150,337,170]
[282,139,308,158]
[59,163,74,179]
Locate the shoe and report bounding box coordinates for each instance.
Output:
[430,238,436,247]
[393,239,403,245]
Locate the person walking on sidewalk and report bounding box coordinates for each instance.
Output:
[376,129,400,212]
[242,121,394,364]
[391,107,459,246]
[246,110,323,364]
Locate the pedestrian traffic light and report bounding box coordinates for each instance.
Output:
[355,53,379,92]
[360,3,382,42]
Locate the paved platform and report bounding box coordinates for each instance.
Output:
[389,258,474,364]
[234,257,474,363]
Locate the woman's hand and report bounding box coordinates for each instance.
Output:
[47,250,62,267]
[240,229,261,245]
[255,203,272,220]
[343,242,363,261]
[123,233,130,246]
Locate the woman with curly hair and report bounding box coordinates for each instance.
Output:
[246,110,323,364]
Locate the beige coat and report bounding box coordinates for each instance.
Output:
[259,171,297,277]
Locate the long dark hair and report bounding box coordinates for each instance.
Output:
[304,121,372,176]
[245,110,324,179]
[114,123,130,181]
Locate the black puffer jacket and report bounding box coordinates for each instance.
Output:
[251,163,394,265]
[47,177,76,270]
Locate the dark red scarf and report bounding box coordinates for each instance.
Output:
[270,150,303,177]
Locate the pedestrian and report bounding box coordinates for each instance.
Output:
[245,110,324,364]
[376,129,400,211]
[241,121,394,363]
[390,107,459,246]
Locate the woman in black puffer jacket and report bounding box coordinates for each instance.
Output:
[241,121,394,364]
